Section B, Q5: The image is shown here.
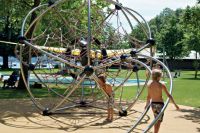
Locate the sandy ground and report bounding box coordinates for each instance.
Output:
[0,99,199,133]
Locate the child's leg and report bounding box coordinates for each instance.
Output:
[154,121,161,133]
[3,80,7,88]
[107,108,110,119]
[110,108,113,120]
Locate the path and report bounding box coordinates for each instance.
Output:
[0,99,199,133]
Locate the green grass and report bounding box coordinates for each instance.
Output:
[170,71,200,108]
[0,70,199,108]
[0,89,30,99]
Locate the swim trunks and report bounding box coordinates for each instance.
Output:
[151,102,164,122]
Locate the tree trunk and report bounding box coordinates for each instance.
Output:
[17,59,29,89]
[194,70,198,79]
[194,51,199,79]
[17,0,40,90]
[1,49,9,69]
[1,16,12,70]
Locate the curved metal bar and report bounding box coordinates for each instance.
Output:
[99,9,116,27]
[127,54,173,132]
[142,56,173,133]
[21,0,68,36]
[126,7,152,39]
[21,3,48,36]
[19,2,170,132]
[107,0,152,40]
[127,100,151,133]
[125,58,151,111]
[122,7,148,37]
[19,45,45,111]
[105,0,149,38]
[121,8,134,32]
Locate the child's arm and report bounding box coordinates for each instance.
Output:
[105,84,113,96]
[145,85,151,109]
[162,84,180,110]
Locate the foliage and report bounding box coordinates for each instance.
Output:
[131,8,189,60]
[0,0,33,39]
[0,0,42,69]
[131,5,200,75]
[182,6,200,53]
[182,5,200,78]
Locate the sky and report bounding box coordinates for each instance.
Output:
[120,0,197,21]
[108,0,197,33]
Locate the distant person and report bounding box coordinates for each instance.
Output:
[0,75,3,82]
[3,70,19,88]
[145,69,179,133]
[152,63,162,70]
[97,74,114,122]
[145,59,151,78]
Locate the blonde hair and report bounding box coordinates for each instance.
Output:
[152,69,162,81]
[98,74,106,83]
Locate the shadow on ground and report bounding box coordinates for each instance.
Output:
[179,108,200,131]
[0,99,151,132]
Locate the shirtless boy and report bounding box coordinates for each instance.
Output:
[145,69,179,133]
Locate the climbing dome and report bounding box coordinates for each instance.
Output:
[16,0,173,132]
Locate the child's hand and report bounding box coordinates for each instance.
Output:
[144,104,148,110]
[175,105,180,110]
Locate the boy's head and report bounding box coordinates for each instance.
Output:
[98,74,106,83]
[155,63,160,68]
[152,69,162,81]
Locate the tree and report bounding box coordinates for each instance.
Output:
[182,6,200,78]
[152,8,189,60]
[131,8,189,60]
[0,0,33,69]
[16,0,110,89]
[17,0,41,90]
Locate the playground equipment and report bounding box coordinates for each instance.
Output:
[15,0,173,132]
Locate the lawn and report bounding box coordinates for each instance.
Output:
[170,71,200,108]
[0,70,199,108]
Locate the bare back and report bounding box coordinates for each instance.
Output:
[98,79,112,96]
[104,84,112,96]
[148,81,163,102]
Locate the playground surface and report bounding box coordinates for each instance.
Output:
[0,99,199,133]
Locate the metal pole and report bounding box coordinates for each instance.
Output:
[163,44,166,79]
[87,0,91,65]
